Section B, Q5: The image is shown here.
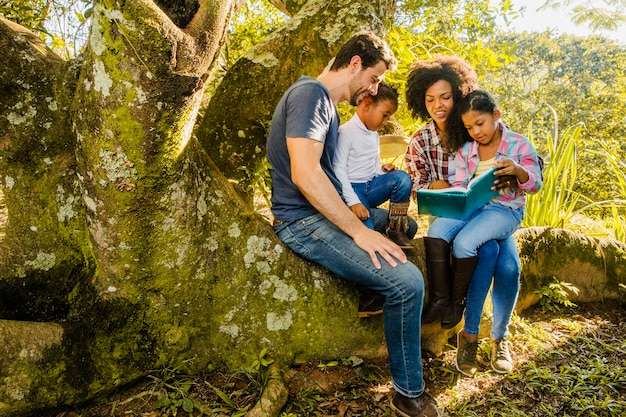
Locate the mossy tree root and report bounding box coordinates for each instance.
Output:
[245,364,289,417]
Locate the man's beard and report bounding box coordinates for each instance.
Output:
[350,89,368,106]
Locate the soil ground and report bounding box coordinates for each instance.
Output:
[43,299,626,417]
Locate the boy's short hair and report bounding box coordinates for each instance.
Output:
[331,31,397,72]
[367,82,398,107]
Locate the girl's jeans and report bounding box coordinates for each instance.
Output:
[427,202,523,258]
[351,170,412,229]
[464,236,520,340]
[274,213,426,398]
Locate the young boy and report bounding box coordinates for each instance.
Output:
[334,83,414,248]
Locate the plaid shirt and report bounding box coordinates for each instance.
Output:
[455,121,543,210]
[404,120,453,199]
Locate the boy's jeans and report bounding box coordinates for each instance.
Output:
[274,213,426,398]
[351,170,412,229]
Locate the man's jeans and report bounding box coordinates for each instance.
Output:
[351,170,412,229]
[464,235,520,340]
[274,213,426,398]
[427,202,523,258]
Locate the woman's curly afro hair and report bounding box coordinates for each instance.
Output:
[405,55,478,151]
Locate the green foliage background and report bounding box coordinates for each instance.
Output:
[2,0,625,240]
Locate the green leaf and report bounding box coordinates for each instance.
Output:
[182,397,194,413]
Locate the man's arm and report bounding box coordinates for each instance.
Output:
[287,136,407,269]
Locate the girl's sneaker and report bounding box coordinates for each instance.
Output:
[456,331,478,377]
[491,339,513,374]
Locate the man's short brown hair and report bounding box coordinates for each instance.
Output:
[331,31,397,72]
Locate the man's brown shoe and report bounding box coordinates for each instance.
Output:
[390,391,440,417]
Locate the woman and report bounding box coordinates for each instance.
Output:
[404,55,520,376]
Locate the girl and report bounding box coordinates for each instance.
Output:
[427,89,543,375]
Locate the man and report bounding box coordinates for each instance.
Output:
[266,31,441,417]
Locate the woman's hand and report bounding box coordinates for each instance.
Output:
[429,179,450,189]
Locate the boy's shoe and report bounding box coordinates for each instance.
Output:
[386,229,415,249]
[491,339,513,374]
[455,330,478,377]
[390,391,441,417]
[358,292,385,318]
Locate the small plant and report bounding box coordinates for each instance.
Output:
[198,350,276,417]
[317,360,339,371]
[205,381,251,416]
[154,384,195,416]
[148,361,197,416]
[341,355,364,367]
[534,277,580,312]
[250,347,274,372]
[281,388,325,415]
[242,347,276,396]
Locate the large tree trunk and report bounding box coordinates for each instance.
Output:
[196,0,395,197]
[0,1,399,414]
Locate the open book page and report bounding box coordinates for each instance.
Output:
[424,185,467,194]
[418,168,497,196]
[416,168,498,219]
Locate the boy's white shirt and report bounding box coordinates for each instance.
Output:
[333,113,386,207]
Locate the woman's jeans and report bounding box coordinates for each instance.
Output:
[464,235,520,340]
[351,170,412,229]
[274,213,426,398]
[427,202,523,258]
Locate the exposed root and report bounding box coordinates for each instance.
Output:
[245,363,289,417]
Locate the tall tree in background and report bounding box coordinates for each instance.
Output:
[539,0,626,32]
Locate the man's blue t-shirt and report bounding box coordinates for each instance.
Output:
[266,76,342,221]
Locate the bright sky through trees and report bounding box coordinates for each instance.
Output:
[502,0,626,44]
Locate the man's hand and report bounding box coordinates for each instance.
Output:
[352,228,407,270]
[350,203,370,221]
[287,136,406,269]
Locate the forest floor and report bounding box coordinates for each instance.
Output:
[4,193,624,416]
[45,299,626,417]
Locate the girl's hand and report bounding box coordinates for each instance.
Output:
[350,203,370,221]
[493,174,517,190]
[494,158,529,185]
[382,163,396,172]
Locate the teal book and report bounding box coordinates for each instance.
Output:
[417,168,499,220]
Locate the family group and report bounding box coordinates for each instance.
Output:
[266,31,542,417]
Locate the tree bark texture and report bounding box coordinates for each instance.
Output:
[196,0,393,196]
[0,1,397,414]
